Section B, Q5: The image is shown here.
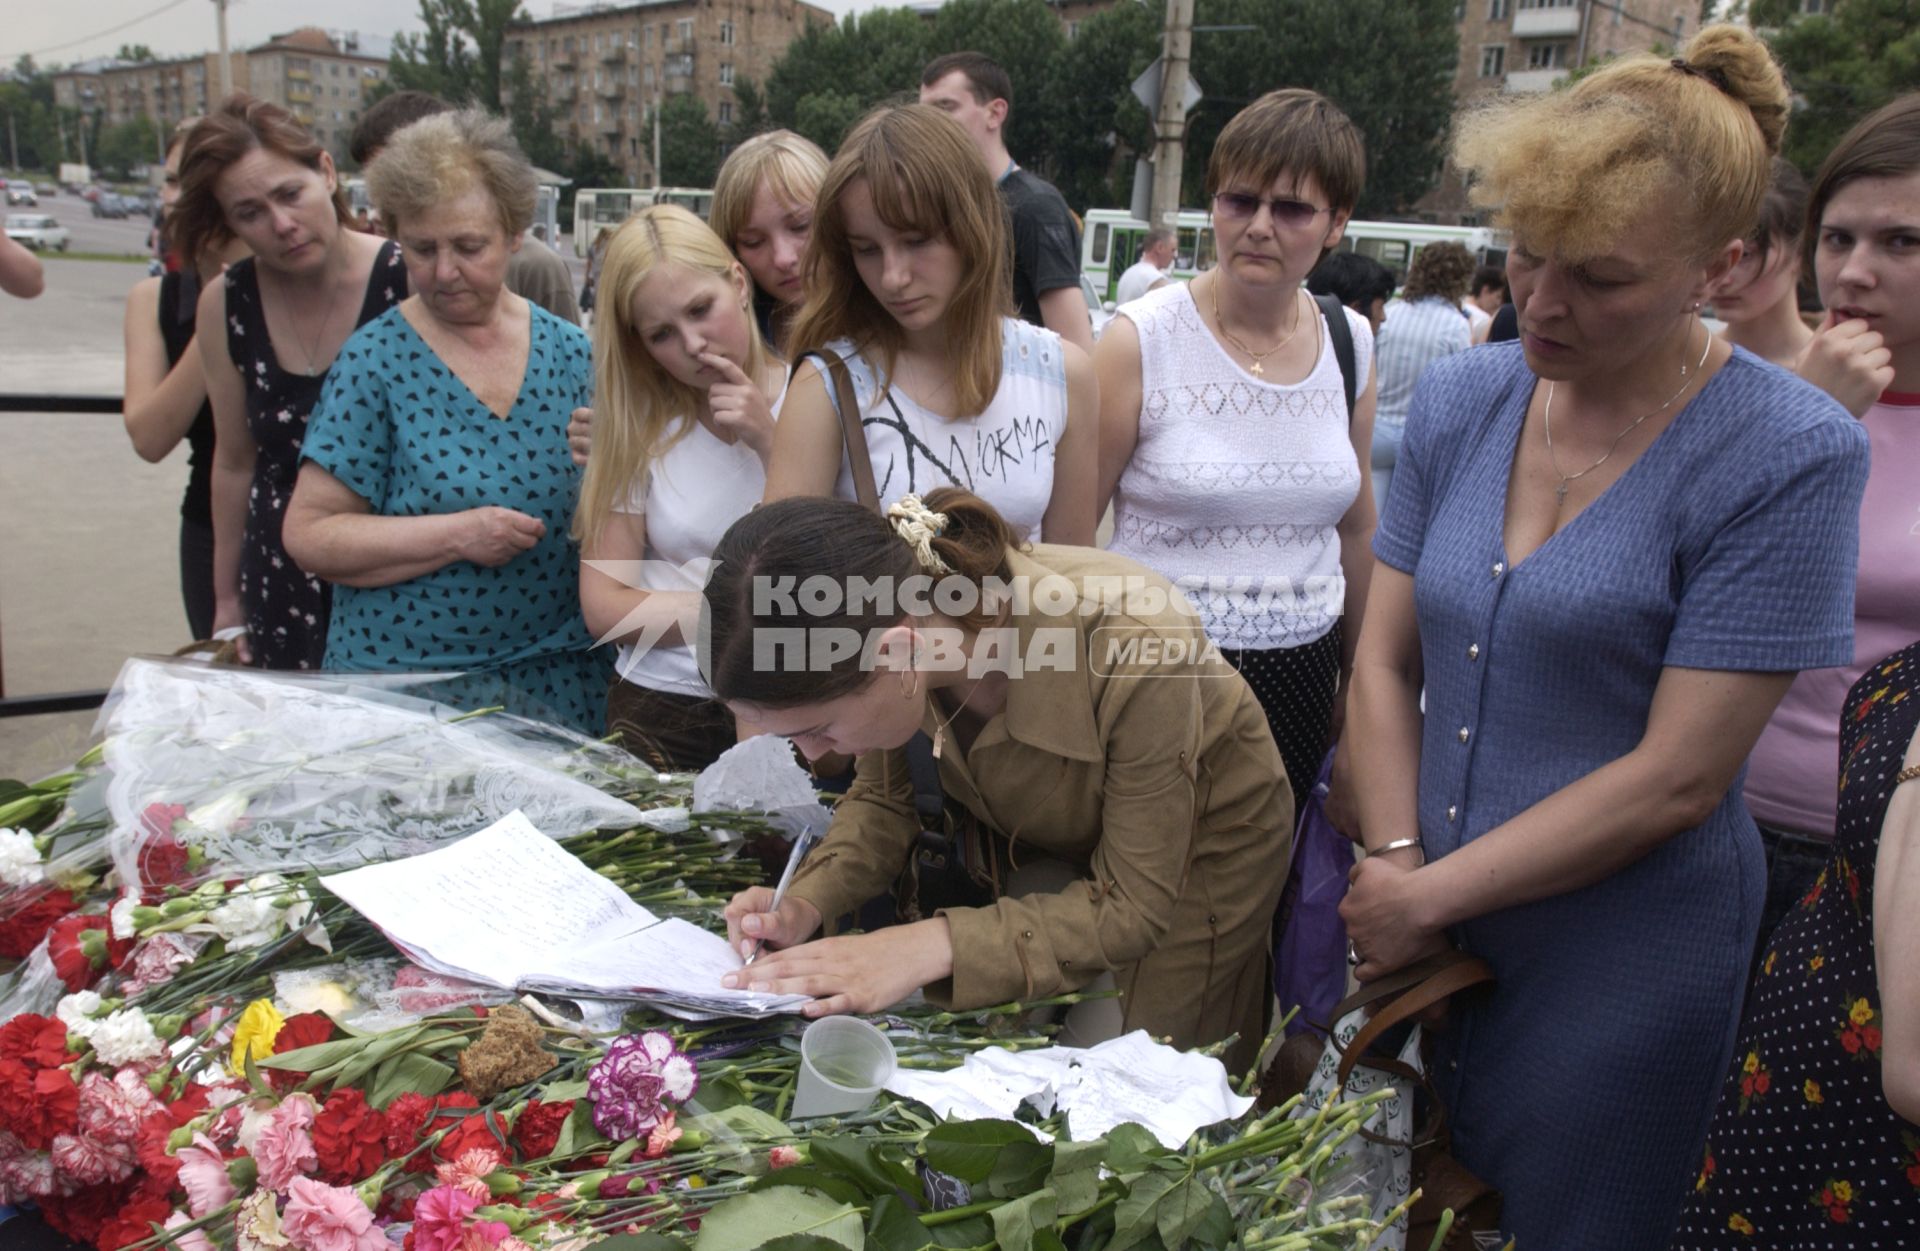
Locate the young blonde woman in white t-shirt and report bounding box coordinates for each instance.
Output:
[573,205,786,771]
[762,103,1097,546]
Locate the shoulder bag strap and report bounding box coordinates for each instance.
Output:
[1335,951,1494,1090]
[1312,291,1358,424]
[804,348,881,515]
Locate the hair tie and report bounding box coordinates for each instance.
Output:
[887,494,954,575]
[1671,57,1733,97]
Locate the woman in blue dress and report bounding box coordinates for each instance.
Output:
[283,110,607,734]
[1334,27,1871,1251]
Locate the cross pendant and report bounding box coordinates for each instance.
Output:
[1554,481,1570,507]
[1250,361,1264,376]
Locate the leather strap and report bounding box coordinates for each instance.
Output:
[1334,951,1494,1090]
[807,349,880,515]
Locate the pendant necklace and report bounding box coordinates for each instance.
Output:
[1209,278,1302,377]
[1543,318,1711,508]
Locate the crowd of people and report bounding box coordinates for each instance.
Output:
[62,21,1920,1249]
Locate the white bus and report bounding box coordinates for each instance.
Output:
[572,187,714,257]
[1080,210,1509,308]
[347,178,561,246]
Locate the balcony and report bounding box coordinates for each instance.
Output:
[1513,3,1582,38]
[664,52,695,79]
[287,84,313,103]
[602,45,628,64]
[598,79,625,99]
[1504,68,1567,93]
[553,80,579,101]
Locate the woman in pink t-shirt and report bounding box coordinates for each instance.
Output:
[1745,93,1920,945]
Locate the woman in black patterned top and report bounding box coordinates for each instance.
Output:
[1672,639,1920,1247]
[172,94,406,669]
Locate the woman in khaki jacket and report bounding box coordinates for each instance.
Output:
[712,488,1291,1069]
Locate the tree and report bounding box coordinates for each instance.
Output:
[656,93,721,186]
[765,7,932,151]
[388,0,526,111]
[1043,1,1161,211]
[96,116,160,178]
[1758,0,1920,175]
[505,48,565,172]
[924,0,1070,174]
[730,77,771,141]
[115,44,157,63]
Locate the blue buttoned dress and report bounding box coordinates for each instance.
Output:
[1373,344,1868,1251]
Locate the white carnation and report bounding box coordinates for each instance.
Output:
[0,828,44,889]
[210,874,298,950]
[110,892,141,940]
[56,990,104,1035]
[87,1008,164,1066]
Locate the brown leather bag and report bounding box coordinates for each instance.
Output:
[807,349,881,515]
[1266,950,1504,1251]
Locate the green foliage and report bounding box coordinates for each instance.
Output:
[505,48,566,172]
[388,0,527,111]
[657,94,721,186]
[115,44,158,64]
[1041,1,1161,210]
[1762,0,1920,176]
[692,1188,864,1251]
[95,116,162,178]
[0,60,80,173]
[730,77,772,142]
[765,8,933,153]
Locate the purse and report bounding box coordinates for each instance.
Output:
[804,350,998,921]
[1271,949,1503,1251]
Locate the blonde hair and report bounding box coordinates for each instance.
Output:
[786,104,1011,419]
[573,205,772,545]
[711,130,828,258]
[367,109,535,240]
[1452,24,1789,262]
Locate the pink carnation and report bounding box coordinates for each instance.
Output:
[769,1145,802,1170]
[164,1210,218,1251]
[413,1185,508,1251]
[50,1131,137,1188]
[0,1134,56,1203]
[280,1175,387,1251]
[434,1147,503,1200]
[253,1094,319,1193]
[75,1069,158,1146]
[121,933,201,996]
[177,1132,238,1217]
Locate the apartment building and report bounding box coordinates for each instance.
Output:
[503,0,836,186]
[1418,0,1690,220]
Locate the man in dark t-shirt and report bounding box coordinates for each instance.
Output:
[919,51,1093,352]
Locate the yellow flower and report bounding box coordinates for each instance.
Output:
[1805,1079,1824,1104]
[1762,951,1778,976]
[1743,1051,1760,1075]
[1729,1213,1754,1235]
[1850,998,1874,1027]
[1832,1180,1853,1202]
[1810,955,1826,971]
[229,997,286,1076]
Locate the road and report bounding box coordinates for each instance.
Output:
[0,256,187,780]
[7,188,158,257]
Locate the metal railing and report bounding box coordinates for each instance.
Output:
[0,392,124,717]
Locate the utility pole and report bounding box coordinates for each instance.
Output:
[7,110,17,171]
[214,0,233,100]
[652,89,662,188]
[1149,0,1194,227]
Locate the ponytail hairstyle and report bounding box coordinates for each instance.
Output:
[172,92,348,270]
[572,204,771,546]
[785,104,1011,419]
[702,487,1017,707]
[1451,23,1789,263]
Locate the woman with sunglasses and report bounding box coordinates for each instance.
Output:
[1094,87,1378,810]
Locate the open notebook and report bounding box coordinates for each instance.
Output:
[319,810,807,1020]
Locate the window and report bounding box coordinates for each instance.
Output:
[1517,0,1575,7]
[677,19,694,42]
[719,20,734,44]
[1487,0,1510,18]
[1066,20,1079,38]
[644,26,653,47]
[719,62,734,85]
[644,64,655,88]
[718,101,733,124]
[1526,41,1569,69]
[1479,45,1505,77]
[1453,1,1465,19]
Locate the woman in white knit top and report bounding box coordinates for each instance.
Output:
[1094,88,1380,806]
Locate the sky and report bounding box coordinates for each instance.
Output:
[5,0,873,70]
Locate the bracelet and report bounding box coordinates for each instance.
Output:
[1367,837,1424,860]
[1898,764,1920,786]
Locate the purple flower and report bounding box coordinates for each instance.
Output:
[586,1031,698,1142]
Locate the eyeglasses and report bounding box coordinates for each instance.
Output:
[1212,192,1331,229]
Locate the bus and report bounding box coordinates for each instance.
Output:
[346,178,561,246]
[1080,210,1509,308]
[572,187,715,257]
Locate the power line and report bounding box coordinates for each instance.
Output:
[10,0,198,61]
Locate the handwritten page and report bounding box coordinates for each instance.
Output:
[320,811,806,1019]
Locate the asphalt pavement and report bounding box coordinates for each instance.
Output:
[6,189,158,257]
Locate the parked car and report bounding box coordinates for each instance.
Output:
[34,183,57,198]
[91,194,131,219]
[5,214,71,251]
[5,180,36,206]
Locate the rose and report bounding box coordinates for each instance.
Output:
[254,1093,320,1193]
[281,1175,388,1251]
[312,1089,388,1186]
[511,1100,572,1161]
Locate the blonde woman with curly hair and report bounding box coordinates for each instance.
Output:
[762,103,1096,547]
[710,129,828,354]
[572,205,784,770]
[1333,26,1870,1248]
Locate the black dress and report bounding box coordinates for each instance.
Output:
[221,243,405,669]
[1673,639,1920,1247]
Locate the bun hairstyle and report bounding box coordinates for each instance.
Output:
[702,488,1018,708]
[1451,23,1790,263]
[1806,93,1920,272]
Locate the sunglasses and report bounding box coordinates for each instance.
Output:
[1212,192,1331,229]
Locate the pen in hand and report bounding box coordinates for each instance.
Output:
[742,828,822,967]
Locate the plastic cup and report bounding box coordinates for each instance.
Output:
[792,1016,897,1119]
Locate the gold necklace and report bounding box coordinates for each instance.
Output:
[1543,318,1711,508]
[930,673,991,760]
[1208,277,1303,376]
[273,263,349,377]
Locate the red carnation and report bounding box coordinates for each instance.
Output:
[313,1088,389,1185]
[0,1013,77,1070]
[268,1011,336,1092]
[135,804,191,895]
[513,1099,573,1161]
[95,1193,173,1251]
[0,887,78,960]
[434,1101,506,1164]
[36,1179,131,1246]
[0,1061,80,1150]
[45,914,132,992]
[385,1091,434,1167]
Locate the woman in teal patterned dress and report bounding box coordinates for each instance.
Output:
[1672,638,1920,1246]
[284,110,607,734]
